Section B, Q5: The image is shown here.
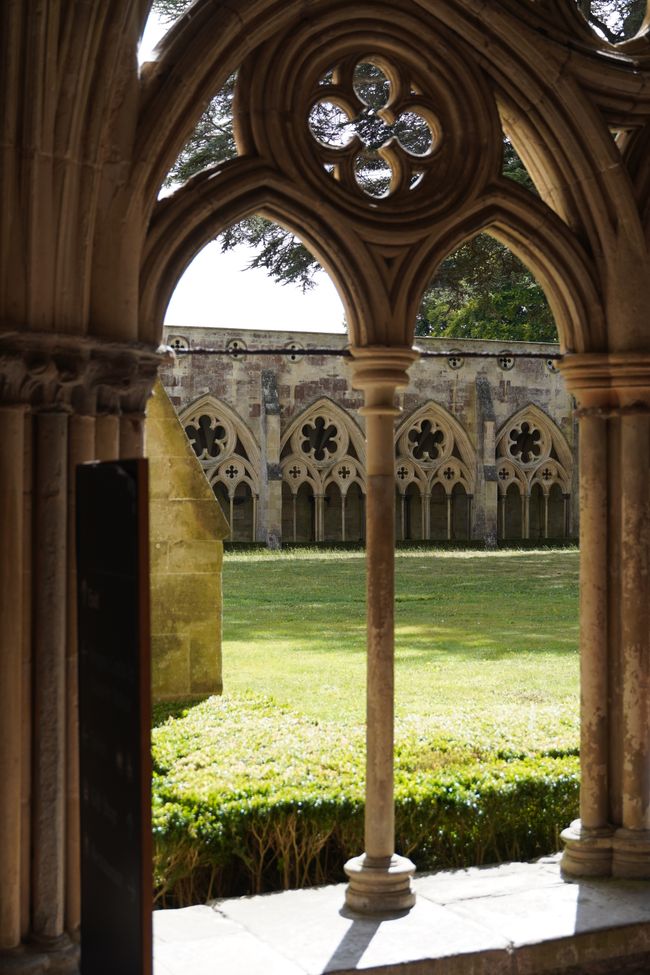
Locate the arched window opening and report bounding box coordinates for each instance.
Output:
[346,482,365,544]
[429,482,447,540]
[529,482,545,540]
[497,405,573,543]
[404,482,424,541]
[323,482,343,542]
[282,399,366,545]
[451,482,471,541]
[296,482,315,543]
[549,482,568,539]
[395,404,475,544]
[415,231,557,345]
[179,396,261,544]
[503,482,523,540]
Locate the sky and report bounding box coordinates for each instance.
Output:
[139,13,346,333]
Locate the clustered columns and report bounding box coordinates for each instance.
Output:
[344,346,418,914]
[0,333,158,973]
[559,354,650,879]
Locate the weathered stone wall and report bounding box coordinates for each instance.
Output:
[160,327,578,546]
[146,379,230,701]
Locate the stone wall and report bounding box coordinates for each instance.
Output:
[146,379,230,701]
[160,328,578,548]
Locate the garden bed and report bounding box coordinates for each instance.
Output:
[152,693,579,906]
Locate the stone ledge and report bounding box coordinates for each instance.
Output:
[153,858,650,975]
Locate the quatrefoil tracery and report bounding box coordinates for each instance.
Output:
[308,58,440,200]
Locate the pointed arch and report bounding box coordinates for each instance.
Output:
[179,393,261,496]
[281,397,366,470]
[496,403,573,495]
[395,401,476,495]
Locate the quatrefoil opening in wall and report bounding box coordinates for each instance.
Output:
[308,59,440,200]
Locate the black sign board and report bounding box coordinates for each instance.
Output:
[77,459,152,975]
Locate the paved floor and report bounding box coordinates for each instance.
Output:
[153,856,650,974]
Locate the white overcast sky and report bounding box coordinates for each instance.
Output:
[139,13,346,333]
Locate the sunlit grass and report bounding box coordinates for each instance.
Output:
[222,547,579,753]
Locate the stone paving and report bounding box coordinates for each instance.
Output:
[153,857,650,975]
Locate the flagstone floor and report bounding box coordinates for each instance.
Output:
[153,855,650,975]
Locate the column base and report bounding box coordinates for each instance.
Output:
[26,935,78,975]
[0,946,50,974]
[344,853,416,915]
[613,828,650,878]
[560,819,613,877]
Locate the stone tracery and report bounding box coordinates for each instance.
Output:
[496,405,572,542]
[180,395,261,541]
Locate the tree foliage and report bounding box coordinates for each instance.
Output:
[152,0,643,341]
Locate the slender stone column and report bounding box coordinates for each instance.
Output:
[613,412,650,876]
[467,495,473,540]
[94,412,120,460]
[65,415,95,939]
[559,352,650,880]
[32,412,69,944]
[344,347,416,915]
[341,494,347,542]
[292,493,297,542]
[0,407,26,952]
[446,494,452,541]
[499,494,506,540]
[561,412,613,875]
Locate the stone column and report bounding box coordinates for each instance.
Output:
[613,411,650,874]
[344,346,417,915]
[65,415,95,939]
[560,409,613,875]
[0,407,26,953]
[446,494,452,541]
[95,413,120,461]
[31,411,70,951]
[559,353,650,879]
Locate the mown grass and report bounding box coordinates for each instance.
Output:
[222,546,580,752]
[153,547,580,904]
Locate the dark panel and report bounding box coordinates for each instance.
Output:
[77,459,152,975]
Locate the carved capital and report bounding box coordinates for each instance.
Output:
[349,345,418,414]
[558,353,650,411]
[0,331,162,415]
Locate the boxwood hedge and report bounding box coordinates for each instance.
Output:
[152,694,578,906]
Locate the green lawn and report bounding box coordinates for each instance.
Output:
[222,547,580,754]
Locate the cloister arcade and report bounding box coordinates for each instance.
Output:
[3,0,650,971]
[177,389,575,545]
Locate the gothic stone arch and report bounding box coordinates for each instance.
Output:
[180,395,261,541]
[496,404,573,542]
[4,1,650,961]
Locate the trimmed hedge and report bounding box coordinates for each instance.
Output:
[152,694,578,906]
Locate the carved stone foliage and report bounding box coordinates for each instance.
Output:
[496,405,571,495]
[180,395,260,497]
[281,399,366,495]
[0,331,161,414]
[395,403,475,496]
